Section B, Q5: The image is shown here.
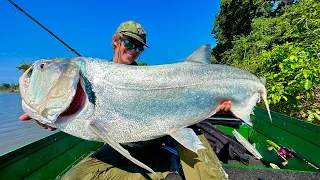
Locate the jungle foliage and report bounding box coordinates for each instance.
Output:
[211,0,320,124]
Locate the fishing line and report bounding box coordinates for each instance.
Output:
[8,0,82,57]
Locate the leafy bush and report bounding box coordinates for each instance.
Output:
[218,0,320,124]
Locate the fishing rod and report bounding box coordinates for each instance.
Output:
[8,0,82,57]
[256,128,320,172]
[266,139,320,171]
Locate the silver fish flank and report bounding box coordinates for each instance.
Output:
[19,44,272,178]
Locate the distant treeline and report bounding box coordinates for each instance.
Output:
[211,0,319,124]
[0,83,19,92]
[0,62,32,92]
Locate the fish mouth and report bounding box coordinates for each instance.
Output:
[59,80,86,117]
[19,61,91,124]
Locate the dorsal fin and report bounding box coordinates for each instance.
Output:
[185,44,211,64]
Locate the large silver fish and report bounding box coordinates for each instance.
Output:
[19,44,271,179]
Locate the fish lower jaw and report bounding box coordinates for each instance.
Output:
[21,100,56,124]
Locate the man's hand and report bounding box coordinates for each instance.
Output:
[216,100,232,112]
[19,113,57,131]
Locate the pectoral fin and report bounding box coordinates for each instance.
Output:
[169,128,205,153]
[88,121,160,179]
[184,44,211,64]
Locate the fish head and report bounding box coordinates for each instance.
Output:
[19,58,82,124]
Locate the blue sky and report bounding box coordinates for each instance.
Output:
[0,0,221,84]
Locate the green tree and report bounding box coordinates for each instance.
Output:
[211,0,275,63]
[212,0,272,43]
[16,62,32,72]
[215,0,320,123]
[0,83,19,92]
[1,83,11,89]
[211,0,301,63]
[138,62,148,66]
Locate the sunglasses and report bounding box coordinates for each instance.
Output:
[121,38,144,53]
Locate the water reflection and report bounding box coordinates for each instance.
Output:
[0,92,56,156]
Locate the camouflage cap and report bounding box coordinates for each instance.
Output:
[116,20,149,48]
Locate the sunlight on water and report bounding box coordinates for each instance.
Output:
[0,92,56,156]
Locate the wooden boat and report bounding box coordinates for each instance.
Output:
[1,107,319,179]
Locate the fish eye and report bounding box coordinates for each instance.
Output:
[38,63,46,70]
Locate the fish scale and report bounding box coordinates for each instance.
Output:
[19,44,272,179]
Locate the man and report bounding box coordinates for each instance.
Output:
[20,20,231,180]
[19,20,146,130]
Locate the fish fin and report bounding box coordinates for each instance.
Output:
[231,93,261,127]
[232,89,273,126]
[185,44,211,64]
[231,111,253,127]
[232,130,263,159]
[169,128,205,153]
[124,142,143,148]
[88,122,160,179]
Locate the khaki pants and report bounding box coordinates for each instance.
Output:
[60,135,228,180]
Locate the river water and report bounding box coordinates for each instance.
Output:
[0,92,56,156]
